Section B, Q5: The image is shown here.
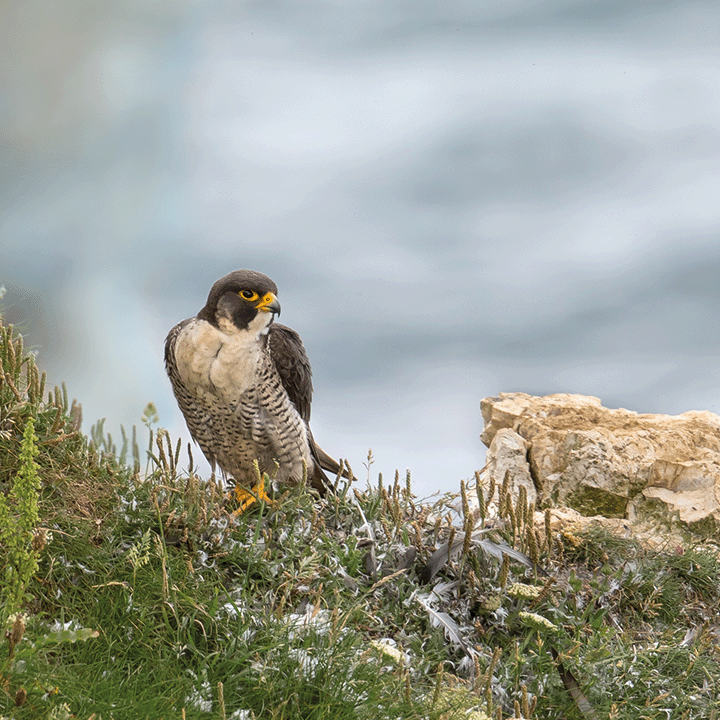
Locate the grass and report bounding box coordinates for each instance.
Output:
[1,313,719,719]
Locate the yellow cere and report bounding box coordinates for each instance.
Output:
[256,292,278,310]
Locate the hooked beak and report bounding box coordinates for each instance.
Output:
[256,292,281,315]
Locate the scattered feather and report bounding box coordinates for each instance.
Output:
[420,529,537,583]
[415,593,473,656]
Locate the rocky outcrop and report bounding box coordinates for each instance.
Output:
[480,393,720,533]
[484,428,537,508]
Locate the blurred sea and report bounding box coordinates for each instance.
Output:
[2,1,720,497]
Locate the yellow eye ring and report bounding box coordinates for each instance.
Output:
[240,289,258,301]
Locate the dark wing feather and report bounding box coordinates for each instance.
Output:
[164,318,191,369]
[164,318,219,471]
[267,323,313,423]
[268,323,346,485]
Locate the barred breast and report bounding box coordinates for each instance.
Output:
[165,317,313,485]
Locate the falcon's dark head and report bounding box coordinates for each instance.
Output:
[198,270,281,334]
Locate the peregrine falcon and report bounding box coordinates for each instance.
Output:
[164,269,343,496]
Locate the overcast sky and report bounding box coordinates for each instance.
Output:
[3,0,720,498]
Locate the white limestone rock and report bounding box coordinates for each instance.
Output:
[484,428,537,508]
[480,392,720,533]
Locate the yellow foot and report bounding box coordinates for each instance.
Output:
[231,477,273,513]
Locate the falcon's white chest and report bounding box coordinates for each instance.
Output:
[174,318,266,403]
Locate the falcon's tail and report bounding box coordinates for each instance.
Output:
[307,429,355,494]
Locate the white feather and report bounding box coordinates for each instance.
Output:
[415,594,471,654]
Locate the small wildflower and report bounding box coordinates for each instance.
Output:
[466,711,492,720]
[507,583,541,600]
[518,611,558,633]
[370,638,408,666]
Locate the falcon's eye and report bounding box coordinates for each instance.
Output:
[240,289,259,301]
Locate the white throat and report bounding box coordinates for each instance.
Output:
[217,311,273,338]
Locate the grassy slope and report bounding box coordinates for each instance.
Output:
[1,316,719,720]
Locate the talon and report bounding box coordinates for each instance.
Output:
[231,476,273,513]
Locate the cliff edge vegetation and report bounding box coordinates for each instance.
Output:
[1,312,719,720]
